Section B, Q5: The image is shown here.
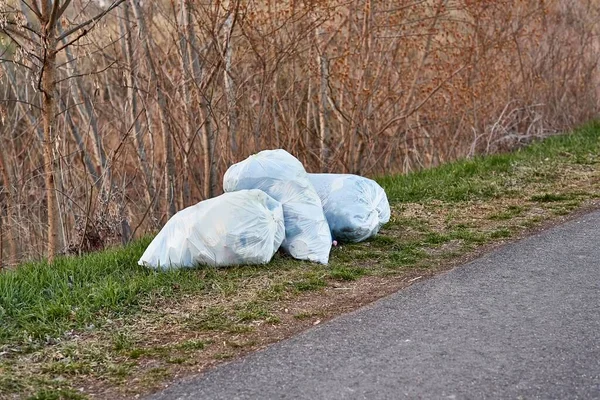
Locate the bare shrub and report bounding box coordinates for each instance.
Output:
[1,0,599,263]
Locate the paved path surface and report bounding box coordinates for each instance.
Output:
[149,210,600,400]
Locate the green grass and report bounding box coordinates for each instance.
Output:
[328,266,367,281]
[377,122,600,203]
[0,239,212,345]
[1,122,600,398]
[488,205,526,220]
[29,388,87,400]
[175,339,207,351]
[388,245,428,267]
[530,193,572,202]
[292,274,328,292]
[424,232,452,245]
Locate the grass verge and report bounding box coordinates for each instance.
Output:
[1,123,600,399]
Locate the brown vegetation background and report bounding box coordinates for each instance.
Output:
[1,0,599,265]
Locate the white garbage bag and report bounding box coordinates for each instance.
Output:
[223,149,331,264]
[138,189,285,269]
[308,173,391,243]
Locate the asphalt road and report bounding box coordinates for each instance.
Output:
[149,210,600,400]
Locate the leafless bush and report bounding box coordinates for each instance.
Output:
[1,0,599,264]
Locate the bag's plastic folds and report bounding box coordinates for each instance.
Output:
[138,189,285,269]
[308,173,391,243]
[223,149,331,264]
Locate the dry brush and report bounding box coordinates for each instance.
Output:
[0,0,599,265]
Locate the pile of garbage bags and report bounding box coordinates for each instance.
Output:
[138,149,390,269]
[223,150,332,264]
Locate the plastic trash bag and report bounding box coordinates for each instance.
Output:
[223,149,332,264]
[138,189,285,269]
[308,173,391,243]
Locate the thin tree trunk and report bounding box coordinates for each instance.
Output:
[206,104,219,196]
[223,11,238,156]
[353,0,372,174]
[119,1,156,209]
[185,2,217,197]
[316,26,331,171]
[0,130,18,267]
[305,78,312,148]
[130,0,176,219]
[178,0,195,207]
[41,1,60,262]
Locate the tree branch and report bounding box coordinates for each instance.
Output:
[55,99,85,116]
[0,98,43,111]
[3,20,42,38]
[55,27,89,53]
[47,0,63,30]
[1,25,39,46]
[0,58,34,71]
[376,64,468,136]
[54,60,117,83]
[21,0,42,20]
[57,0,73,22]
[57,0,126,41]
